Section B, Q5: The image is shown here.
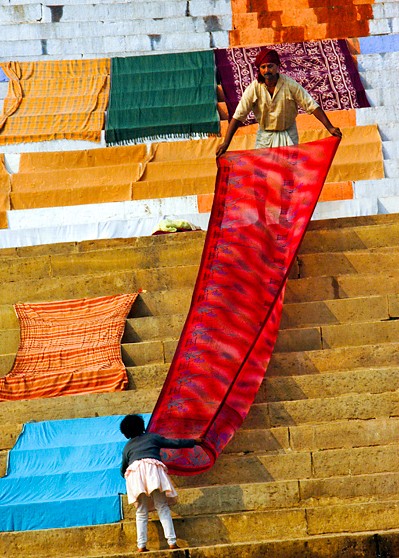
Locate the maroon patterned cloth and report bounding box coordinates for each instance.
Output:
[148,136,341,475]
[215,39,369,125]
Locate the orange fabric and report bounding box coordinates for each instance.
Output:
[0,59,110,145]
[299,125,384,183]
[133,135,257,200]
[0,155,10,229]
[12,145,154,209]
[319,181,353,202]
[135,122,382,201]
[230,0,374,46]
[197,180,354,209]
[0,293,138,401]
[197,193,214,213]
[19,144,151,172]
[220,110,356,136]
[296,109,357,131]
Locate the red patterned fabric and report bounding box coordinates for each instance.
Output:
[0,293,138,401]
[148,136,340,475]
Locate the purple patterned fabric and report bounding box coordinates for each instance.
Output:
[215,39,369,125]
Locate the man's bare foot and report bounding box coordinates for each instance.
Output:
[168,543,180,549]
[137,547,149,553]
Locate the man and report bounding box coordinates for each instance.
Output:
[216,48,342,157]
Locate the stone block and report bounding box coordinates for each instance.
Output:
[126,363,169,390]
[384,159,399,178]
[268,343,399,377]
[274,326,322,353]
[336,272,399,299]
[307,500,399,535]
[150,31,211,53]
[299,250,399,278]
[300,221,399,253]
[0,509,307,556]
[122,480,300,519]
[121,340,165,366]
[354,178,399,199]
[0,38,42,57]
[175,451,312,487]
[163,338,178,363]
[0,329,20,355]
[0,254,51,283]
[0,4,42,24]
[134,288,192,317]
[389,294,399,317]
[312,198,379,221]
[290,417,399,452]
[321,319,399,349]
[0,306,18,330]
[49,243,202,277]
[268,391,399,428]
[284,276,339,303]
[0,423,22,451]
[123,314,185,343]
[188,535,378,558]
[300,471,399,505]
[259,367,399,403]
[312,445,399,478]
[226,427,290,454]
[0,353,16,377]
[243,403,271,429]
[189,0,232,17]
[280,295,389,329]
[0,450,7,477]
[0,388,158,426]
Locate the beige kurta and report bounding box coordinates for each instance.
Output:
[233,74,319,147]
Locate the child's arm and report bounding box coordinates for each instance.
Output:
[120,449,129,477]
[156,435,203,449]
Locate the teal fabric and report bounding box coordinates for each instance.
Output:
[0,414,151,531]
[106,50,220,144]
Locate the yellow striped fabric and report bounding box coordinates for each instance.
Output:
[0,59,110,144]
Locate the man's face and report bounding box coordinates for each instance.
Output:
[259,62,279,81]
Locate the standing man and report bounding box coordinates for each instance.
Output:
[216,48,342,157]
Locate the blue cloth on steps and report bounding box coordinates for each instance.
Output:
[0,414,151,531]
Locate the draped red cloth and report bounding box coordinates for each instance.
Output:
[148,136,340,475]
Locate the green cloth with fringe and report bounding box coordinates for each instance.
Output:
[105,50,220,144]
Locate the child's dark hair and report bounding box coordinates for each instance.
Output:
[120,414,146,439]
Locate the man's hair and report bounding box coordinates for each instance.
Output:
[120,414,146,439]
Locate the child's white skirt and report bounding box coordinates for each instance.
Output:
[124,458,178,509]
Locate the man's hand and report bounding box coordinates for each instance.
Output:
[216,142,229,158]
[328,126,342,138]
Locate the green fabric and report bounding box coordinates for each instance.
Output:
[106,50,220,144]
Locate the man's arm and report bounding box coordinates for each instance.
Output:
[312,107,342,138]
[216,118,242,158]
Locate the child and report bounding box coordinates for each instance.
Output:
[120,413,203,553]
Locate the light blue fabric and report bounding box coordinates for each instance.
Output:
[0,414,151,531]
[0,68,8,82]
[359,34,399,54]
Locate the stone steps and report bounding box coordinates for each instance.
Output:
[0,0,232,60]
[3,291,399,353]
[2,498,399,557]
[1,215,399,553]
[27,532,399,558]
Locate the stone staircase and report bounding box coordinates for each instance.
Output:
[355,47,399,214]
[0,0,232,61]
[1,212,399,557]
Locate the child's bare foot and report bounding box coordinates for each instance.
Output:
[168,543,180,549]
[137,547,149,553]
